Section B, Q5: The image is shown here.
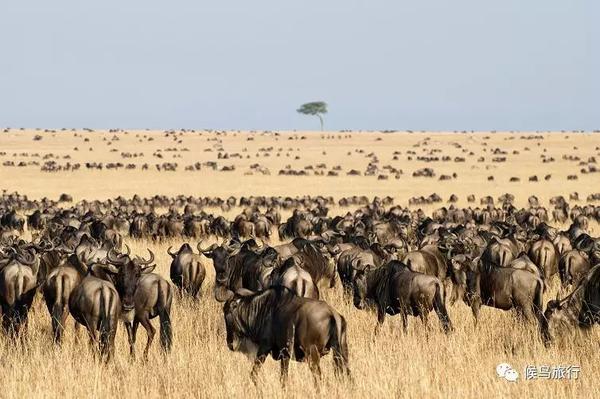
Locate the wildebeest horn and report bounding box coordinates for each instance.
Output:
[123,243,131,255]
[3,246,17,256]
[17,250,36,266]
[137,249,154,265]
[197,241,218,253]
[167,246,177,257]
[107,248,127,265]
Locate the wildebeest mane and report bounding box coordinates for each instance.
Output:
[367,260,406,312]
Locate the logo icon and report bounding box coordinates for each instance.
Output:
[496,363,519,382]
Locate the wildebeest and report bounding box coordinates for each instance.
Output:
[558,249,591,288]
[541,265,600,345]
[261,257,320,299]
[43,253,86,343]
[125,268,173,360]
[0,249,39,336]
[452,258,544,326]
[201,239,281,301]
[223,286,351,385]
[69,264,121,360]
[352,261,452,334]
[528,238,558,284]
[168,243,207,298]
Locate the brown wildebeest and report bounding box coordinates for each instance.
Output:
[541,264,600,345]
[528,239,558,284]
[69,264,121,361]
[168,243,207,298]
[223,286,351,386]
[453,258,544,327]
[261,257,320,299]
[352,261,452,334]
[0,249,38,336]
[480,238,516,268]
[337,243,389,289]
[201,239,274,301]
[42,253,86,343]
[402,244,447,281]
[125,270,173,360]
[558,249,590,288]
[281,238,337,289]
[553,233,572,256]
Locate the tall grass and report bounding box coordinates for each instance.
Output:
[0,234,598,399]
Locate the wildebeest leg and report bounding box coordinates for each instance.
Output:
[85,319,100,359]
[279,356,290,388]
[471,298,481,328]
[250,348,268,385]
[140,316,155,361]
[400,311,409,334]
[308,346,322,388]
[125,321,136,359]
[73,321,81,345]
[374,305,386,337]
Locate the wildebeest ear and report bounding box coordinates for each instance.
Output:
[142,264,156,274]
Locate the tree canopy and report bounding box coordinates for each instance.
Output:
[297,101,328,130]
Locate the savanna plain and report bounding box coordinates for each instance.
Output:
[0,129,599,399]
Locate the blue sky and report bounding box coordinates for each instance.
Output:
[0,1,597,131]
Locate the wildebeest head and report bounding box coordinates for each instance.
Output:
[541,295,570,345]
[105,248,155,314]
[223,289,257,354]
[449,255,478,305]
[199,241,234,280]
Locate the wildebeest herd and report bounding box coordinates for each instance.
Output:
[0,191,599,386]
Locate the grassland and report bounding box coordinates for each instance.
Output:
[0,129,598,398]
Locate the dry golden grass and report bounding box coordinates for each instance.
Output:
[0,129,599,398]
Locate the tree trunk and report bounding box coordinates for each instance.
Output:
[318,114,324,131]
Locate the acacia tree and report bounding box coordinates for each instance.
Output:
[297,101,328,130]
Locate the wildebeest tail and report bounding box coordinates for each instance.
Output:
[14,267,24,302]
[329,314,351,377]
[158,280,173,352]
[533,277,544,327]
[540,247,549,288]
[563,255,572,286]
[98,286,115,358]
[51,274,68,343]
[433,281,453,334]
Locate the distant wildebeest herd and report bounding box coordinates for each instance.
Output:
[0,191,599,385]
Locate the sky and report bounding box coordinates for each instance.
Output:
[0,1,597,131]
